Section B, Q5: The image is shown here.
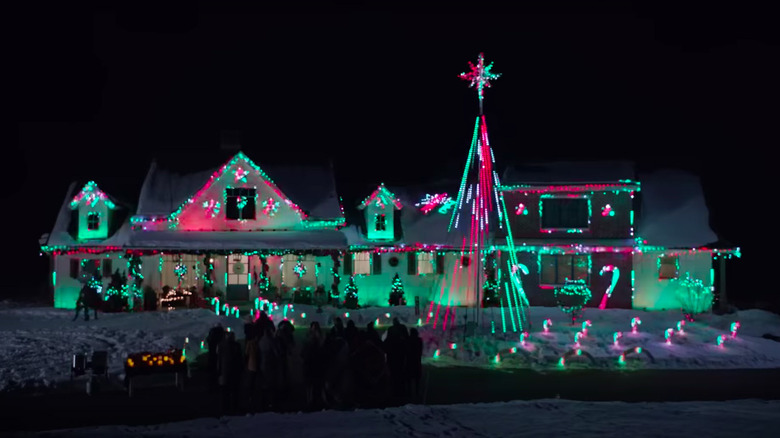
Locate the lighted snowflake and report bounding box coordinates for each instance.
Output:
[262,198,279,216]
[415,193,455,215]
[234,167,249,183]
[515,203,528,216]
[293,261,307,278]
[459,52,501,101]
[202,199,221,218]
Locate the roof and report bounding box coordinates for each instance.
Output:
[636,168,718,248]
[43,181,132,248]
[136,155,343,220]
[502,161,720,248]
[127,230,347,250]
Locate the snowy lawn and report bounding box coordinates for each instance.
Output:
[2,300,780,392]
[27,399,780,438]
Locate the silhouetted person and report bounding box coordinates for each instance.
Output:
[302,321,325,409]
[344,320,359,351]
[406,328,423,399]
[217,331,242,414]
[83,275,100,320]
[364,321,383,350]
[72,287,88,321]
[330,317,345,339]
[258,321,278,410]
[206,324,225,393]
[245,323,260,411]
[384,318,409,398]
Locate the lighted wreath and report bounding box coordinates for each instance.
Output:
[554,279,592,321]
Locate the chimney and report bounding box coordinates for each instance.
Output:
[219,130,241,151]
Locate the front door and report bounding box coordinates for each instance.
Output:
[226,254,250,301]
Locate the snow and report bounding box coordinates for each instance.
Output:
[28,398,780,437]
[2,303,779,393]
[126,229,348,250]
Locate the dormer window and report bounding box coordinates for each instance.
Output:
[87,213,100,230]
[375,214,386,231]
[226,188,256,220]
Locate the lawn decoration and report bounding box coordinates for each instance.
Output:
[730,321,740,338]
[598,265,620,309]
[673,272,713,318]
[618,346,655,365]
[558,348,596,367]
[631,317,642,333]
[554,279,591,323]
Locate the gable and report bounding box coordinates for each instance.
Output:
[148,152,310,231]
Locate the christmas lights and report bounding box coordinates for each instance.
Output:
[613,331,622,346]
[730,321,740,338]
[554,280,592,322]
[673,272,713,315]
[677,320,686,334]
[415,193,455,215]
[293,259,307,278]
[601,204,615,217]
[234,167,249,183]
[717,335,725,347]
[202,200,221,218]
[631,317,642,333]
[665,328,674,345]
[514,203,528,216]
[459,52,501,104]
[262,198,279,216]
[70,181,117,210]
[543,318,552,333]
[598,265,620,310]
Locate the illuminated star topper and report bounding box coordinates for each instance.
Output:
[459,52,501,103]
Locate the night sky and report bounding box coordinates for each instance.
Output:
[9,3,778,307]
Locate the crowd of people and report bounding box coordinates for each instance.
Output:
[206,313,424,414]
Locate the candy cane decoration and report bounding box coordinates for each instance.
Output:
[613,331,623,346]
[677,320,686,334]
[581,320,592,336]
[717,335,726,347]
[631,317,642,333]
[543,318,553,333]
[598,265,620,310]
[520,331,529,346]
[730,321,740,338]
[665,328,674,345]
[574,331,584,348]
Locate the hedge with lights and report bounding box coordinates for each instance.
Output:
[125,349,186,376]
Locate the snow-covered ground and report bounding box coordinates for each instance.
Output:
[28,399,780,438]
[1,300,780,392]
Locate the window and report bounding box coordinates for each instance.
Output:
[541,197,589,230]
[353,252,371,275]
[540,254,590,286]
[375,214,386,231]
[87,212,100,230]
[225,188,256,220]
[658,255,679,280]
[70,258,80,279]
[102,259,113,277]
[417,252,434,275]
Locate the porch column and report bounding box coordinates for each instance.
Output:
[718,256,728,311]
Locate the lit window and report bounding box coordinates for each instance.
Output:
[353,252,371,275]
[375,214,387,231]
[540,254,590,286]
[87,213,100,230]
[417,252,434,275]
[658,255,679,280]
[225,188,256,220]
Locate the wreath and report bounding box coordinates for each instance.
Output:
[554,279,592,322]
[461,256,471,267]
[388,256,399,267]
[232,261,245,275]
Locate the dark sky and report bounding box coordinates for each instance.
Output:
[9,3,778,304]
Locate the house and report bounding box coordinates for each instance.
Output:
[40,153,739,313]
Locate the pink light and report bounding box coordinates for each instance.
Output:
[543,319,552,333]
[631,317,641,333]
[515,203,527,215]
[665,328,674,345]
[601,204,613,217]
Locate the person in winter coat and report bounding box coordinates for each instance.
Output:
[206,324,226,393]
[217,331,243,414]
[406,328,423,400]
[244,320,261,411]
[384,318,409,398]
[344,320,359,351]
[72,287,88,321]
[301,321,324,409]
[364,321,383,350]
[330,317,345,339]
[258,322,278,410]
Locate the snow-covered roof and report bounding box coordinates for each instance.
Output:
[127,230,347,250]
[636,169,718,248]
[136,158,343,219]
[43,182,132,248]
[501,162,719,248]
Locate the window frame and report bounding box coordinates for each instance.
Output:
[352,251,372,275]
[225,187,257,221]
[539,195,591,233]
[539,253,591,287]
[86,212,100,230]
[658,255,679,280]
[416,251,435,275]
[374,213,387,231]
